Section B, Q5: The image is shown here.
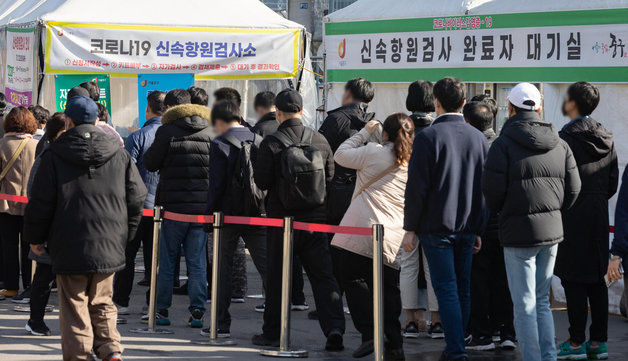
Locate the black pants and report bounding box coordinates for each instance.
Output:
[0,213,29,291]
[469,238,514,339]
[263,227,345,339]
[562,280,608,344]
[339,249,403,349]
[217,225,267,330]
[291,256,306,305]
[113,216,153,307]
[29,262,55,324]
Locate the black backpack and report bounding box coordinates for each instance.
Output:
[272,128,326,211]
[223,133,266,216]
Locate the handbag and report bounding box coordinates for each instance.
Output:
[0,138,30,182]
[352,164,398,201]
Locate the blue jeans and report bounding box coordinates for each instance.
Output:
[504,244,557,361]
[420,233,475,360]
[157,219,207,313]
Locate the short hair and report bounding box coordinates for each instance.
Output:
[96,103,109,123]
[147,91,166,116]
[345,77,374,103]
[510,101,537,114]
[471,94,498,119]
[68,86,90,99]
[254,91,276,110]
[214,87,242,107]
[433,77,466,113]
[164,89,191,108]
[80,81,100,101]
[463,102,494,132]
[406,80,435,113]
[3,106,38,134]
[211,100,241,126]
[188,86,209,106]
[46,112,67,142]
[567,81,600,116]
[0,93,7,111]
[27,105,51,126]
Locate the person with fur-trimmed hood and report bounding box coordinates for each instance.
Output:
[143,89,213,328]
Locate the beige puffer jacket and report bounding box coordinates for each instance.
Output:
[0,133,38,215]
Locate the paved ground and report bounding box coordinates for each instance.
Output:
[1,252,627,360]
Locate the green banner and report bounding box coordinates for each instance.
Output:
[54,74,111,114]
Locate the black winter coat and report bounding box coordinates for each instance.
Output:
[24,124,147,274]
[144,104,213,215]
[254,118,334,222]
[482,111,581,248]
[252,111,279,138]
[409,113,433,135]
[555,117,619,283]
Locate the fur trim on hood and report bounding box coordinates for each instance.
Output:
[162,104,211,125]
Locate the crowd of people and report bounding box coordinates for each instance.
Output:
[0,75,626,361]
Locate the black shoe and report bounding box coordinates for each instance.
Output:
[252,334,280,347]
[428,322,445,339]
[12,288,31,304]
[200,328,231,338]
[384,348,405,361]
[173,281,188,295]
[439,352,468,361]
[25,319,51,336]
[255,303,265,313]
[325,329,344,352]
[352,340,374,358]
[403,322,419,339]
[137,278,150,287]
[465,335,495,351]
[307,310,319,320]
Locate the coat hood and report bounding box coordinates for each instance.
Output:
[502,112,559,152]
[51,124,120,167]
[560,117,613,158]
[162,104,211,132]
[328,102,376,126]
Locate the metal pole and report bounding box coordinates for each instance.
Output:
[130,206,173,334]
[193,211,236,346]
[372,224,384,361]
[260,217,307,358]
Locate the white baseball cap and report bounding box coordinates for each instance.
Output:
[507,83,541,111]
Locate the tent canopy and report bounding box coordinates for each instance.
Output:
[2,0,303,29]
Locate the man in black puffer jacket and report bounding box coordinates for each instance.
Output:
[555,82,618,357]
[482,83,581,361]
[144,89,213,328]
[25,96,147,361]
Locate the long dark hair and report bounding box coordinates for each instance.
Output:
[383,113,414,166]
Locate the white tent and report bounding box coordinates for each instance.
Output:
[325,0,628,313]
[1,0,318,132]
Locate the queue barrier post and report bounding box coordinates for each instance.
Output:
[130,206,173,334]
[260,217,308,358]
[372,224,384,361]
[193,211,237,346]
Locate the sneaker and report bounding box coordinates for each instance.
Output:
[465,335,496,351]
[500,336,517,350]
[137,278,150,287]
[255,303,265,313]
[557,341,587,360]
[103,352,123,361]
[188,309,204,328]
[11,289,30,304]
[115,303,130,316]
[291,302,309,311]
[252,334,280,347]
[428,322,445,339]
[200,328,231,338]
[325,328,344,351]
[403,322,419,339]
[492,331,501,343]
[25,319,51,336]
[231,297,245,303]
[0,289,19,298]
[585,341,608,360]
[141,309,170,326]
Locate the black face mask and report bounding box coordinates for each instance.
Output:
[561,100,568,117]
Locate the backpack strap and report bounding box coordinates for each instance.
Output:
[300,127,314,145]
[271,130,294,148]
[223,133,244,149]
[352,164,398,201]
[0,138,30,183]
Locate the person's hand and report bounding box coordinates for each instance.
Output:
[30,244,45,256]
[402,231,417,252]
[473,236,482,254]
[607,257,623,282]
[364,120,380,135]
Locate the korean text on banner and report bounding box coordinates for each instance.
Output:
[54,74,111,114]
[137,73,194,127]
[324,9,628,83]
[5,27,36,107]
[45,23,300,80]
